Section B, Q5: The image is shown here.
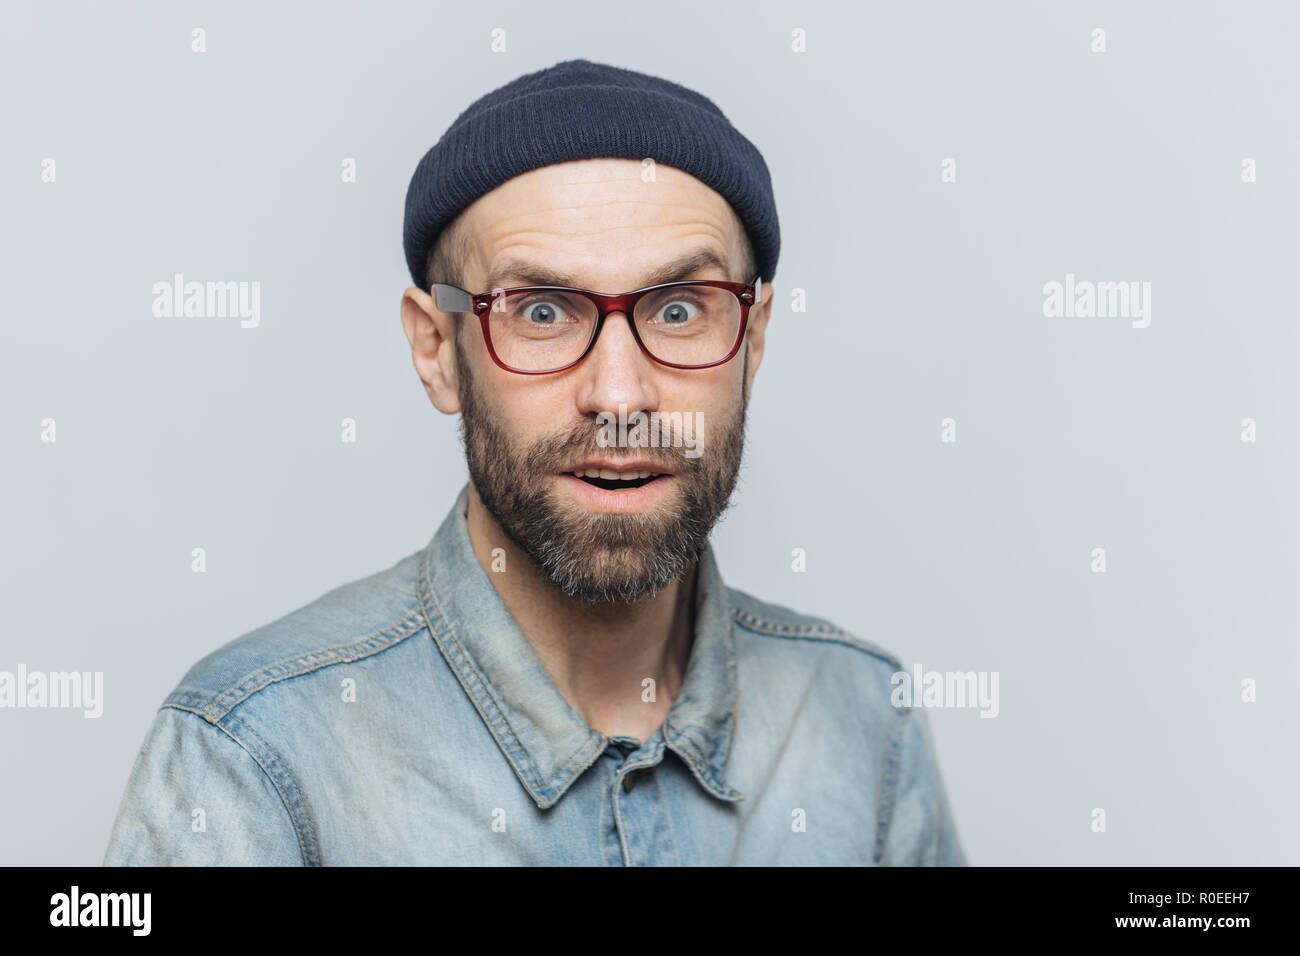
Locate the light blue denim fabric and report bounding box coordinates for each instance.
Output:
[104,484,966,866]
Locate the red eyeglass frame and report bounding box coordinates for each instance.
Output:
[431,276,763,375]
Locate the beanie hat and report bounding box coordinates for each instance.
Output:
[402,58,780,289]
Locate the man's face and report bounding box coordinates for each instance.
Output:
[411,159,771,603]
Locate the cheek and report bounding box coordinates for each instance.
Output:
[491,379,576,437]
[661,377,742,447]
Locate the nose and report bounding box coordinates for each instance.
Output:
[574,310,660,421]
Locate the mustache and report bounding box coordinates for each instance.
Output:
[520,416,695,474]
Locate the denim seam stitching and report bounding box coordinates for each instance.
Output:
[186,611,426,721]
[730,607,903,669]
[612,780,632,865]
[416,547,552,800]
[872,704,909,864]
[653,603,744,802]
[652,767,684,865]
[423,589,606,804]
[218,708,321,867]
[663,727,740,801]
[162,702,317,866]
[428,598,547,788]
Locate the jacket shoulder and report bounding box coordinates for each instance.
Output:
[725,585,904,672]
[165,549,428,721]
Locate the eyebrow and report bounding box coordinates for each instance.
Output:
[481,247,737,293]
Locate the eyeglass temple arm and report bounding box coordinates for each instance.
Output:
[752,276,763,304]
[432,283,474,313]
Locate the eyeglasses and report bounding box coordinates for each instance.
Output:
[431,275,763,375]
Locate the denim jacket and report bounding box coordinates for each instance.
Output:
[104,484,966,866]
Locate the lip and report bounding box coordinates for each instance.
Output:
[562,459,674,476]
[557,473,674,513]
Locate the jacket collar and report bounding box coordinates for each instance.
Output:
[417,484,743,809]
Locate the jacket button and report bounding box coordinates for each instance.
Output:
[622,769,647,793]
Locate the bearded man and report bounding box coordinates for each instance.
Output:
[104,59,966,867]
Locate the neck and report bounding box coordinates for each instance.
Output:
[464,484,697,743]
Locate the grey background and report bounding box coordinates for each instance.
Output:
[2,0,1296,866]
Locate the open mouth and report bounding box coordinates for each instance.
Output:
[567,469,667,491]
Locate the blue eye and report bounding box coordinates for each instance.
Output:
[659,300,699,324]
[526,302,558,324]
[513,296,576,325]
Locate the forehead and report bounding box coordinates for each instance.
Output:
[454,158,748,290]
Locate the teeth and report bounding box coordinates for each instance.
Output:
[571,468,658,480]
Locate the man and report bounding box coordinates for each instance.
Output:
[104,59,966,865]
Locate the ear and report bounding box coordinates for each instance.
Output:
[401,286,462,414]
[742,280,773,404]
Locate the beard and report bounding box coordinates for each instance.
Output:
[457,343,748,604]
